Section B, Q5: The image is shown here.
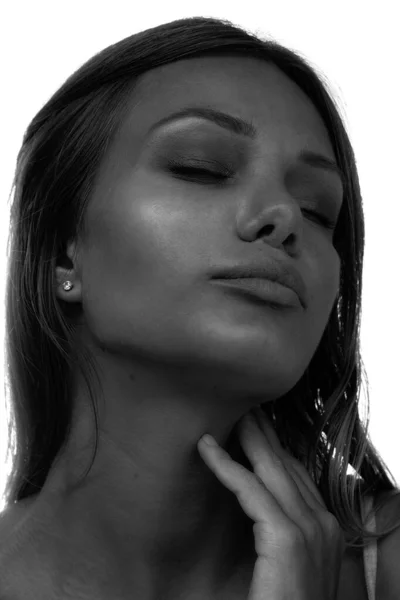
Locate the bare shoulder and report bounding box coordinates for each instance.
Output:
[0,497,49,598]
[0,503,26,595]
[0,499,33,556]
[374,489,400,600]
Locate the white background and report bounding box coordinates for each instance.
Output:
[1,1,399,511]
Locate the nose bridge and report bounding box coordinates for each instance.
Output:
[250,148,300,217]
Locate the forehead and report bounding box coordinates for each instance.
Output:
[122,55,335,160]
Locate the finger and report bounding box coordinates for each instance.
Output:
[197,434,294,533]
[253,407,326,512]
[238,413,315,526]
[253,407,326,511]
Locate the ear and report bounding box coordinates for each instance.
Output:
[55,239,81,302]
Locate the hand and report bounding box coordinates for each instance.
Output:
[197,407,345,600]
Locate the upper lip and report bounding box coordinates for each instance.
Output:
[211,260,307,308]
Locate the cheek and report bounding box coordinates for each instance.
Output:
[308,250,340,330]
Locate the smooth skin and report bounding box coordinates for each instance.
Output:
[198,406,345,599]
[46,55,345,599]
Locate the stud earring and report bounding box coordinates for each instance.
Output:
[62,281,74,291]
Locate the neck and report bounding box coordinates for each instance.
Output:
[27,416,255,599]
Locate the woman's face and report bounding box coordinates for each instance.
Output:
[64,56,343,404]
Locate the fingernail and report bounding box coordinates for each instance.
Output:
[201,434,218,447]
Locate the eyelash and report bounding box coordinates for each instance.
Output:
[167,165,337,230]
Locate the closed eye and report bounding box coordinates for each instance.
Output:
[167,165,337,230]
[168,165,230,180]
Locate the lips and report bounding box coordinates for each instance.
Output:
[210,260,307,309]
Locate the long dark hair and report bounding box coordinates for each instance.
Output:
[3,15,399,551]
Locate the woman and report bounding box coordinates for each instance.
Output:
[1,15,399,600]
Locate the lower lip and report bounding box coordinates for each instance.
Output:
[210,278,302,309]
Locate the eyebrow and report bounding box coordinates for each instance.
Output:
[148,106,345,187]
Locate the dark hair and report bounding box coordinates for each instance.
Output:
[3,15,399,552]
